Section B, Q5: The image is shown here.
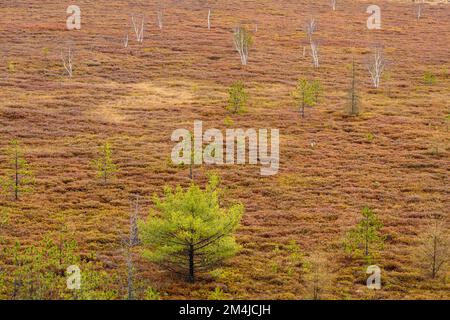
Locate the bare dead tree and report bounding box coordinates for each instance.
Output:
[126,247,134,300]
[418,218,449,279]
[310,41,320,68]
[306,18,319,68]
[129,194,140,246]
[61,47,73,78]
[123,32,129,48]
[367,46,385,88]
[306,17,316,41]
[119,236,135,300]
[330,0,337,11]
[207,9,211,30]
[415,0,424,20]
[157,10,163,31]
[131,15,144,43]
[233,26,253,66]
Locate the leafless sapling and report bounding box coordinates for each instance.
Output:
[157,10,163,31]
[61,47,74,78]
[418,218,449,279]
[129,195,140,246]
[123,32,129,48]
[306,18,319,68]
[367,46,385,88]
[233,26,253,66]
[330,0,337,11]
[207,9,211,30]
[415,0,424,20]
[131,15,144,43]
[126,247,134,300]
[310,41,320,68]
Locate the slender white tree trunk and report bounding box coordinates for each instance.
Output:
[367,47,385,88]
[306,18,319,68]
[331,0,337,11]
[157,10,163,30]
[207,9,211,30]
[131,15,144,43]
[61,47,73,77]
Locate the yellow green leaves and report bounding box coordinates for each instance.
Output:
[139,174,243,282]
[227,81,248,114]
[92,142,118,184]
[292,79,322,117]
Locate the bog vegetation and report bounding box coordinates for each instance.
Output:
[0,0,448,300]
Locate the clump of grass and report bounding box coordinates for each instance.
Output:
[208,287,227,300]
[7,61,15,73]
[144,287,161,300]
[223,116,234,126]
[0,207,9,227]
[423,71,437,85]
[366,132,375,142]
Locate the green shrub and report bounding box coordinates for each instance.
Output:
[343,207,385,263]
[208,287,226,300]
[423,71,437,85]
[292,78,321,118]
[144,287,161,300]
[227,81,248,114]
[92,142,118,184]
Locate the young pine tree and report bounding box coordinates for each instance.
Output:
[344,207,385,262]
[1,140,35,201]
[292,79,321,118]
[227,81,248,114]
[92,142,117,184]
[139,174,243,283]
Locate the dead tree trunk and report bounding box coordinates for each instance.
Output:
[131,15,144,43]
[306,18,319,68]
[126,248,134,300]
[130,195,140,246]
[367,46,385,88]
[61,47,73,77]
[207,9,211,30]
[233,26,251,66]
[331,0,337,11]
[157,10,163,31]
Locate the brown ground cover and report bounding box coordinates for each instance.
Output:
[0,0,448,299]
